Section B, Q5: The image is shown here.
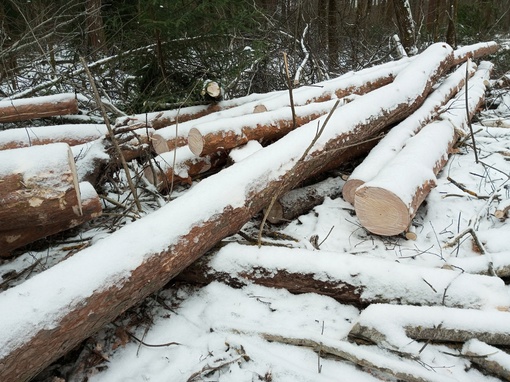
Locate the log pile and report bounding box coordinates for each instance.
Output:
[0,41,504,381]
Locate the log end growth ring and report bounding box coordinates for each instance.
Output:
[354,186,410,236]
[188,128,204,156]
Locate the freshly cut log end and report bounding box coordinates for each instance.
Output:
[188,127,205,156]
[342,178,365,205]
[354,186,410,236]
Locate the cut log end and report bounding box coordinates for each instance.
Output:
[342,179,365,205]
[151,133,170,155]
[188,128,205,156]
[354,186,410,236]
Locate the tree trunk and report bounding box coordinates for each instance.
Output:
[0,124,108,150]
[0,43,452,382]
[353,62,492,236]
[263,176,344,224]
[342,60,475,205]
[0,182,102,257]
[178,243,510,309]
[0,143,82,231]
[0,93,79,123]
[85,0,107,56]
[349,304,510,349]
[392,0,417,55]
[327,0,338,71]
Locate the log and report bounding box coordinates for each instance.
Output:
[0,93,79,123]
[263,176,345,224]
[153,57,412,155]
[462,339,510,381]
[349,304,510,352]
[0,124,108,150]
[201,80,222,101]
[452,41,499,66]
[179,243,510,309]
[353,62,492,236]
[495,199,510,220]
[342,61,476,205]
[188,98,346,157]
[0,182,102,257]
[144,147,227,190]
[0,43,452,382]
[0,143,82,231]
[445,251,510,278]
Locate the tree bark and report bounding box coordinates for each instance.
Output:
[353,62,492,236]
[0,43,452,382]
[178,243,510,309]
[0,124,108,150]
[0,182,102,257]
[0,93,78,123]
[462,339,510,381]
[349,304,510,349]
[0,143,82,231]
[263,176,344,224]
[342,61,475,205]
[392,0,417,55]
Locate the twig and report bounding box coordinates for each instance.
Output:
[444,228,486,255]
[257,100,340,247]
[446,176,489,199]
[80,56,143,214]
[465,57,479,163]
[283,52,297,130]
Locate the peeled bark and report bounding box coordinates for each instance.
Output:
[353,62,492,236]
[0,124,108,150]
[0,182,102,257]
[0,93,78,123]
[0,43,452,382]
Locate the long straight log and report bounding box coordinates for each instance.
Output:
[353,62,493,236]
[349,304,510,352]
[0,93,79,123]
[179,243,510,309]
[462,339,510,381]
[152,57,412,155]
[0,43,453,382]
[342,61,476,205]
[0,124,108,150]
[0,143,82,232]
[0,182,102,257]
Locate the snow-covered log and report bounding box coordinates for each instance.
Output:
[179,243,510,309]
[144,147,227,190]
[0,124,108,150]
[462,339,510,381]
[0,182,102,257]
[0,143,82,232]
[353,62,493,236]
[0,43,452,382]
[342,61,476,205]
[188,98,348,157]
[445,251,510,278]
[263,176,345,224]
[452,41,499,66]
[0,93,79,123]
[152,57,411,155]
[349,304,510,352]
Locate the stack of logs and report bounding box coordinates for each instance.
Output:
[0,41,507,382]
[0,41,502,257]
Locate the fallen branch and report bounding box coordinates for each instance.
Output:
[462,339,510,381]
[0,93,78,123]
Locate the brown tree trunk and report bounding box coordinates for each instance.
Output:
[0,93,78,123]
[353,62,492,236]
[392,0,417,55]
[0,124,108,150]
[327,0,339,71]
[85,0,107,56]
[0,44,452,382]
[0,182,102,257]
[178,243,509,309]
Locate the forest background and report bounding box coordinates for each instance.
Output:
[1,0,509,119]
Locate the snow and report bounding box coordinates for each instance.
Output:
[0,41,509,381]
[229,140,263,162]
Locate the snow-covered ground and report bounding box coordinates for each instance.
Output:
[1,50,510,382]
